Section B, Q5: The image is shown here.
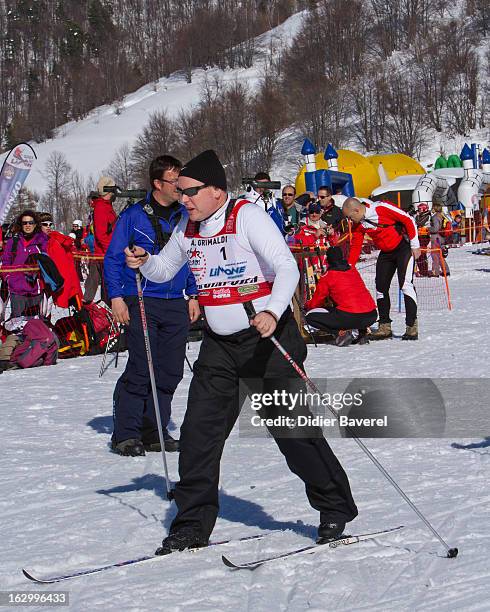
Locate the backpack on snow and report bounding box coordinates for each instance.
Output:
[10,319,58,368]
[78,302,123,355]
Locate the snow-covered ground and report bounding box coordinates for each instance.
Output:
[1,245,490,611]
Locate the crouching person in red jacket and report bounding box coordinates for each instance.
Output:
[305,247,377,347]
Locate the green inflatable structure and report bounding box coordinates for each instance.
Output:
[434,154,462,169]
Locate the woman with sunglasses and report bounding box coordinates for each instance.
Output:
[1,210,48,318]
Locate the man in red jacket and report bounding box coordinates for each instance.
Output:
[305,247,377,346]
[342,197,421,341]
[83,176,117,304]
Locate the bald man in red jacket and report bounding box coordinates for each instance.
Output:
[343,198,420,341]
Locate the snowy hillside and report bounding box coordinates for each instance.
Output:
[0,12,306,196]
[2,245,489,611]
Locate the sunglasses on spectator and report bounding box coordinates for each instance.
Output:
[282,192,295,197]
[41,222,54,228]
[22,220,35,226]
[160,178,179,185]
[176,185,208,197]
[318,195,329,199]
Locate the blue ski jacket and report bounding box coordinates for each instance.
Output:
[104,195,197,300]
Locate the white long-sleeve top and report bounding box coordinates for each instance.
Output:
[140,197,299,335]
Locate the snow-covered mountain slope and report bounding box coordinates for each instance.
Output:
[1,246,489,610]
[0,12,306,196]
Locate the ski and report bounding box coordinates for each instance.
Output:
[23,532,271,583]
[222,525,404,570]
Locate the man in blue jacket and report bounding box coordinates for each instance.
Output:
[104,155,200,457]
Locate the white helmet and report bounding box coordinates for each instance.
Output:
[73,220,82,227]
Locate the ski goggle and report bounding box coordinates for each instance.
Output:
[176,185,208,198]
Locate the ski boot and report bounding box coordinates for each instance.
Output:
[143,433,180,453]
[317,520,346,544]
[111,438,145,457]
[155,526,209,555]
[401,319,418,341]
[368,322,392,341]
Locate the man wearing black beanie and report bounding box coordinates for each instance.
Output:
[125,150,358,555]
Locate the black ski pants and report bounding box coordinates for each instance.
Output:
[170,309,358,539]
[306,308,377,333]
[376,239,417,326]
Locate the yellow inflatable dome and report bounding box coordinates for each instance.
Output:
[295,150,425,198]
[367,153,425,181]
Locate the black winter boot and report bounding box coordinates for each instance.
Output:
[317,520,346,544]
[111,438,146,457]
[155,525,209,556]
[143,433,180,453]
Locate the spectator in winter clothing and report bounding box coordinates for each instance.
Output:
[245,171,285,235]
[280,185,301,232]
[1,210,48,318]
[318,186,343,230]
[429,202,451,277]
[39,213,83,309]
[70,220,84,249]
[105,155,200,457]
[305,247,377,346]
[343,197,420,341]
[295,202,338,272]
[451,214,463,245]
[83,176,117,304]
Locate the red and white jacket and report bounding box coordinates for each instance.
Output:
[295,220,338,270]
[348,200,419,265]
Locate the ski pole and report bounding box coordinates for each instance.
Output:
[185,354,193,373]
[99,318,117,378]
[131,245,173,501]
[243,301,458,559]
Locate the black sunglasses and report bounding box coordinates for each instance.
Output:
[283,193,295,197]
[22,220,35,225]
[176,185,208,197]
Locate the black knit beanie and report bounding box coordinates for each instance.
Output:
[326,246,350,271]
[179,150,227,191]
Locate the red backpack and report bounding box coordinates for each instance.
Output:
[78,302,116,355]
[10,319,58,368]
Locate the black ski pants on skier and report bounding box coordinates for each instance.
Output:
[306,308,377,334]
[112,296,189,444]
[376,239,417,327]
[170,309,358,540]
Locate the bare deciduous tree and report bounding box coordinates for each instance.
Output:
[41,151,73,230]
[106,143,135,190]
[384,73,429,158]
[131,111,180,187]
